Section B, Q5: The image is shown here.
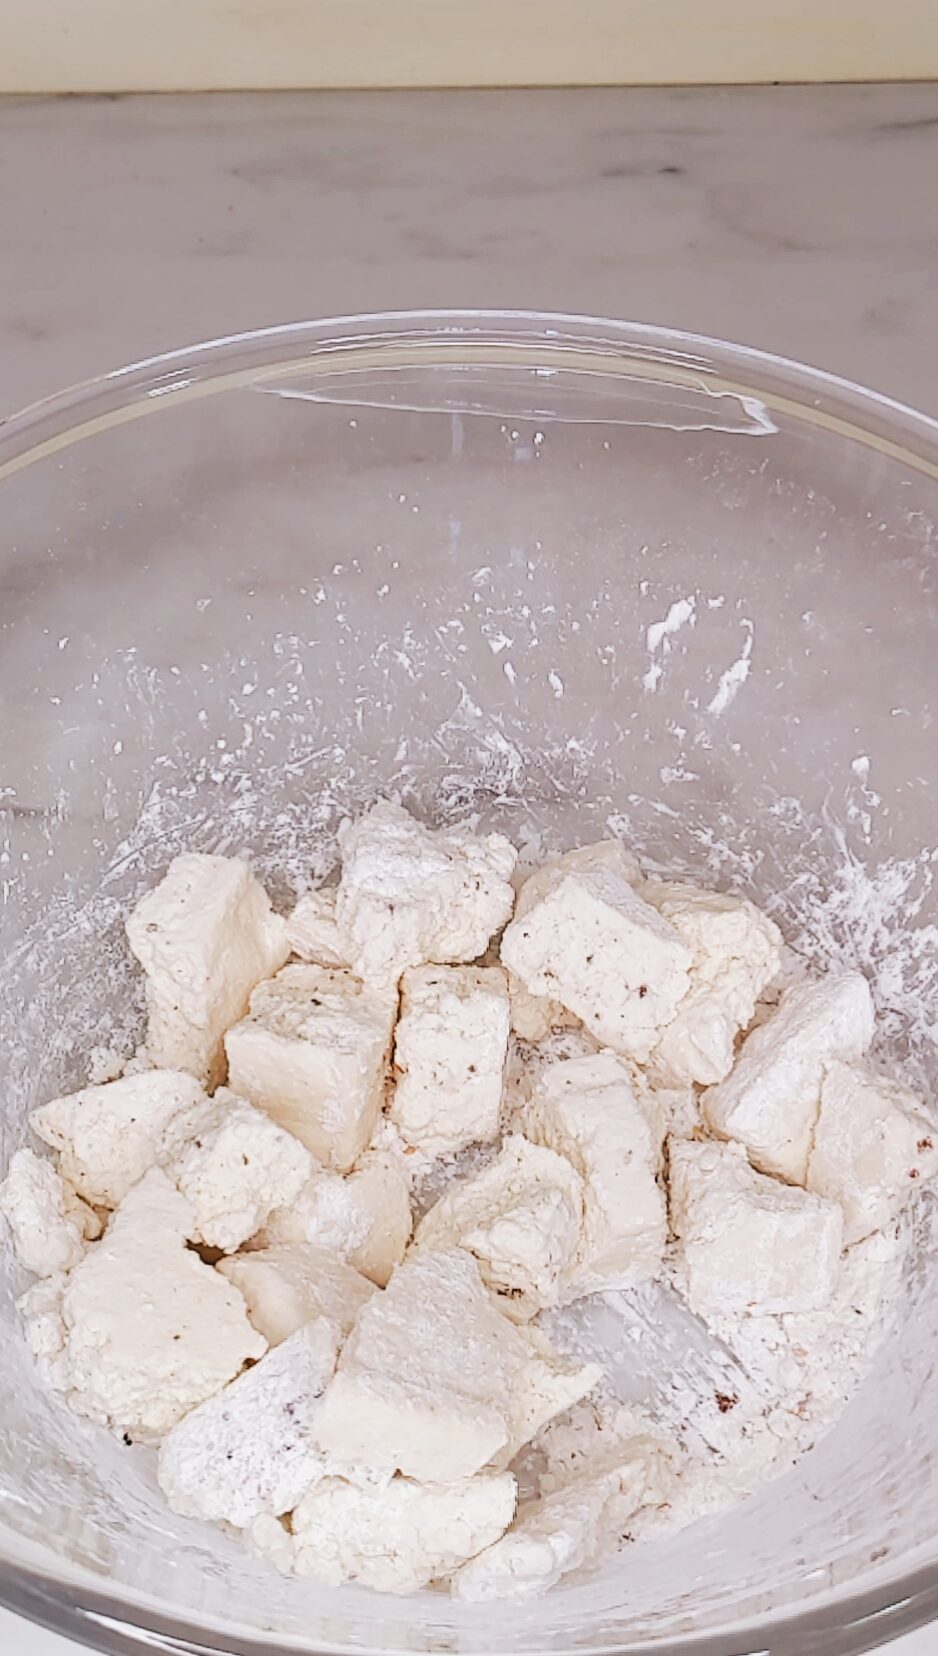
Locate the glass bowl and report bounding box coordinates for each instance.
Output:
[1,311,937,1656]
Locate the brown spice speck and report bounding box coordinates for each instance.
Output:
[715,1391,738,1414]
[917,1138,933,1153]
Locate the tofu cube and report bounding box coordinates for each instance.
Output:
[218,1243,375,1346]
[158,1318,338,1525]
[17,1272,73,1392]
[30,1070,207,1209]
[500,1326,603,1466]
[225,964,396,1172]
[703,970,874,1184]
[335,799,517,987]
[521,1052,667,1295]
[807,1060,938,1243]
[256,1149,412,1286]
[391,964,510,1155]
[669,1137,844,1317]
[642,881,781,1086]
[286,888,347,968]
[0,1148,100,1278]
[415,1134,584,1320]
[165,1088,313,1253]
[53,1169,266,1436]
[452,1441,654,1601]
[126,853,289,1086]
[507,969,579,1044]
[513,841,640,911]
[501,858,691,1062]
[312,1248,533,1483]
[291,1471,518,1594]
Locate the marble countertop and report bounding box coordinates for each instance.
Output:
[1,84,937,421]
[1,82,937,1656]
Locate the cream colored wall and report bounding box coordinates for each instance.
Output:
[4,0,938,91]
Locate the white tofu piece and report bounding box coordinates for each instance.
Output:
[452,1442,653,1601]
[225,964,396,1172]
[30,1070,207,1208]
[312,1249,533,1483]
[505,848,634,1044]
[500,1327,604,1465]
[218,1243,375,1346]
[0,1149,101,1278]
[126,853,289,1087]
[286,888,347,968]
[807,1060,938,1244]
[627,1059,702,1142]
[642,881,781,1086]
[165,1088,313,1254]
[703,970,875,1184]
[501,858,691,1062]
[507,969,579,1044]
[514,841,641,910]
[521,1053,667,1295]
[502,1027,602,1127]
[391,964,510,1155]
[157,1319,338,1525]
[51,1169,266,1435]
[257,1149,412,1287]
[291,1471,518,1595]
[17,1272,72,1392]
[414,1135,584,1320]
[669,1137,844,1317]
[243,1513,297,1574]
[335,799,517,988]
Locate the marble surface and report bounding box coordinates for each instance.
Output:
[0,84,937,420]
[0,83,937,1656]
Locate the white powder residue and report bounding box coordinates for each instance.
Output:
[707,619,753,716]
[646,596,697,656]
[643,596,697,693]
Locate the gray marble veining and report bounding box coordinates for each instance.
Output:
[0,84,937,419]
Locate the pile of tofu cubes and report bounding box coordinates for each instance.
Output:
[2,800,936,1600]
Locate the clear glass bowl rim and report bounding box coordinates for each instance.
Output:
[1,308,937,1656]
